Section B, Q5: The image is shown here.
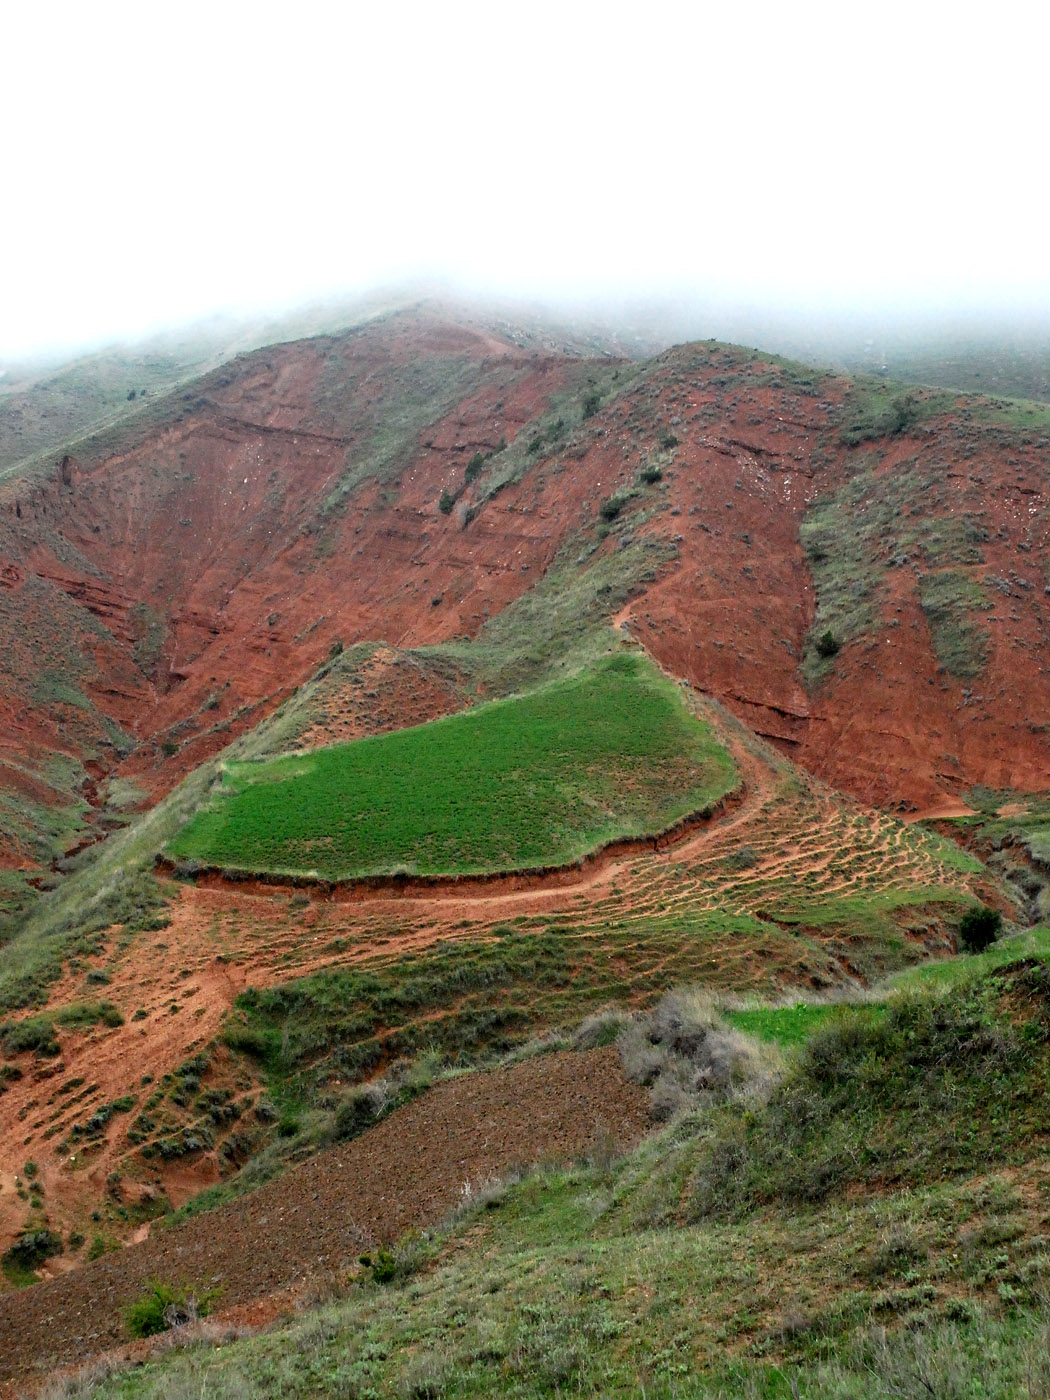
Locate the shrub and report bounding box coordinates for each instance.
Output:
[725,845,758,871]
[639,465,662,485]
[359,1247,398,1283]
[124,1280,213,1338]
[333,1082,388,1140]
[581,390,601,419]
[619,988,777,1121]
[465,451,484,482]
[0,1063,23,1091]
[438,489,455,515]
[87,1233,112,1260]
[222,1024,273,1059]
[0,1016,60,1056]
[599,496,623,522]
[959,905,1003,953]
[815,630,840,658]
[2,1229,62,1282]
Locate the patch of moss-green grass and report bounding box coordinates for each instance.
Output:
[0,999,124,1057]
[836,378,958,445]
[799,449,996,685]
[168,654,736,881]
[950,793,1050,865]
[424,531,674,700]
[886,925,1050,992]
[315,352,489,520]
[723,1001,848,1048]
[798,455,904,681]
[762,884,972,940]
[919,568,989,678]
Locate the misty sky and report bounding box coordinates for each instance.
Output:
[4,0,1047,358]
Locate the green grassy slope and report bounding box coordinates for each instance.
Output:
[167,654,737,880]
[82,940,1050,1400]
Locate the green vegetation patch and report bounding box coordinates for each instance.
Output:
[693,961,1050,1217]
[799,448,993,685]
[0,999,124,1057]
[837,379,957,446]
[919,568,988,678]
[124,1279,215,1338]
[723,1001,846,1048]
[1,1228,62,1286]
[889,925,1050,992]
[169,654,736,880]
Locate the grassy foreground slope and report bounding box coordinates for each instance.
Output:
[74,938,1050,1400]
[167,653,736,880]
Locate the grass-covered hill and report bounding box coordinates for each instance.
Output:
[166,653,736,882]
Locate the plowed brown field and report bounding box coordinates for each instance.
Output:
[0,1045,648,1393]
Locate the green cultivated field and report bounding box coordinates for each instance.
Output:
[167,653,736,880]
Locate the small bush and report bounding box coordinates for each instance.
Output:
[0,1063,23,1091]
[222,1024,273,1059]
[333,1082,388,1140]
[815,630,840,659]
[124,1280,213,1338]
[2,1229,62,1282]
[725,845,758,871]
[959,905,1003,953]
[581,390,601,419]
[619,988,777,1121]
[572,1007,630,1050]
[0,1014,60,1055]
[464,452,484,482]
[639,465,662,485]
[87,1233,113,1260]
[599,496,624,522]
[438,489,455,515]
[359,1248,399,1283]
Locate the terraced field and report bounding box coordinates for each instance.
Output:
[167,653,736,881]
[0,683,994,1269]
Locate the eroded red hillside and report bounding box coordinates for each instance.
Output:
[1,314,1048,916]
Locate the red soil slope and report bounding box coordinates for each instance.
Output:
[1,314,1048,896]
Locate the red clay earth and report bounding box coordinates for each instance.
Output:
[2,311,1049,903]
[0,1045,649,1393]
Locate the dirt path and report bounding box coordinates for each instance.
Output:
[0,1046,649,1393]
